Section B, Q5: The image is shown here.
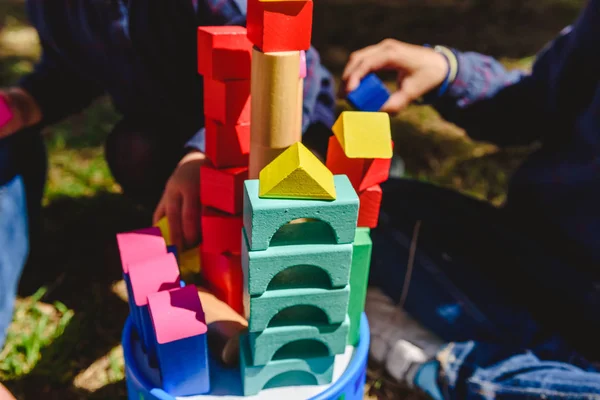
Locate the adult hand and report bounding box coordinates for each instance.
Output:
[341,39,449,114]
[153,150,206,250]
[0,87,42,139]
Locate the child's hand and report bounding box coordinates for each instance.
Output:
[340,39,448,114]
[0,88,42,138]
[153,150,206,250]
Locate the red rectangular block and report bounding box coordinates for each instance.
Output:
[201,207,242,254]
[200,163,248,215]
[203,77,251,124]
[247,0,313,52]
[358,184,382,228]
[197,26,252,81]
[200,251,243,315]
[326,135,392,192]
[205,119,250,168]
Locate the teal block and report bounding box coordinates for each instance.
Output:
[348,228,372,346]
[247,315,350,365]
[239,334,335,396]
[244,286,350,332]
[241,223,353,296]
[243,175,359,251]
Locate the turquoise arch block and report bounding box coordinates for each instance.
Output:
[243,175,359,251]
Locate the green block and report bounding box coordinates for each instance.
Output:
[244,286,350,332]
[348,228,372,346]
[242,222,353,296]
[240,334,335,396]
[247,316,350,365]
[243,175,359,251]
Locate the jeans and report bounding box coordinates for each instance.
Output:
[370,178,600,399]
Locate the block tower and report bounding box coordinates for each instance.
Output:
[240,142,359,395]
[196,26,254,315]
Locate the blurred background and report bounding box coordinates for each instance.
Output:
[0,0,584,398]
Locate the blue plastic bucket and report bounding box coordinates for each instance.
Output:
[123,313,370,400]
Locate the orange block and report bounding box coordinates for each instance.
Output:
[200,163,248,215]
[204,119,250,168]
[197,26,252,81]
[326,135,392,192]
[203,77,251,124]
[358,184,382,228]
[201,207,242,254]
[247,0,313,52]
[200,251,243,315]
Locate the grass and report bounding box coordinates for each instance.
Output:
[0,0,583,398]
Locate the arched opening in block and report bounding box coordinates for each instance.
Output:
[268,218,336,248]
[268,305,329,328]
[272,339,330,361]
[266,265,332,291]
[262,371,318,392]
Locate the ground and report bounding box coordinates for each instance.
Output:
[0,0,584,398]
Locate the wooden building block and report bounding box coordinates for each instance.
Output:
[326,135,392,192]
[258,142,336,200]
[299,50,307,79]
[0,95,13,128]
[128,253,181,359]
[200,163,248,215]
[239,334,334,396]
[204,119,250,168]
[200,251,243,315]
[347,73,391,112]
[201,207,243,254]
[148,285,210,396]
[155,216,202,278]
[244,285,349,332]
[243,175,358,251]
[332,111,393,159]
[347,228,372,346]
[197,26,252,81]
[247,316,349,365]
[203,77,250,124]
[358,185,382,228]
[247,0,313,52]
[241,223,352,296]
[249,48,301,178]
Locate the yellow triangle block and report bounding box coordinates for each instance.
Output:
[259,142,336,200]
[332,111,393,158]
[154,216,172,245]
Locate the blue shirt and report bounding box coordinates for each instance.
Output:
[19,0,335,151]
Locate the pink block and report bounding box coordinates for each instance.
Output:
[129,253,181,307]
[299,50,307,79]
[0,95,13,128]
[116,227,167,274]
[148,285,208,344]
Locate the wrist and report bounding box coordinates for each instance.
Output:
[178,150,207,167]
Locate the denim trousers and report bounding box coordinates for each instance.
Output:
[370,178,600,399]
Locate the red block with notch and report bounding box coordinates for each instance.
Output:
[201,207,242,254]
[203,77,251,124]
[358,184,382,228]
[200,163,248,215]
[200,250,243,315]
[197,26,252,81]
[326,135,392,192]
[205,119,250,168]
[247,0,313,52]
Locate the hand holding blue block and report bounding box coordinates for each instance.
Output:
[347,73,390,112]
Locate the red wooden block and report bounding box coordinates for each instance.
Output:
[203,77,251,124]
[205,119,250,168]
[200,163,248,215]
[0,95,13,128]
[197,26,252,81]
[200,251,243,315]
[358,184,382,228]
[326,135,392,192]
[201,207,243,254]
[247,0,313,52]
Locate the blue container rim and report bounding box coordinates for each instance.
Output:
[122,313,370,399]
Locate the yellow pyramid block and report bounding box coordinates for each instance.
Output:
[154,216,201,274]
[259,142,336,200]
[154,216,172,245]
[332,111,393,158]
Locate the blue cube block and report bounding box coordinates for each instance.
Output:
[347,73,390,112]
